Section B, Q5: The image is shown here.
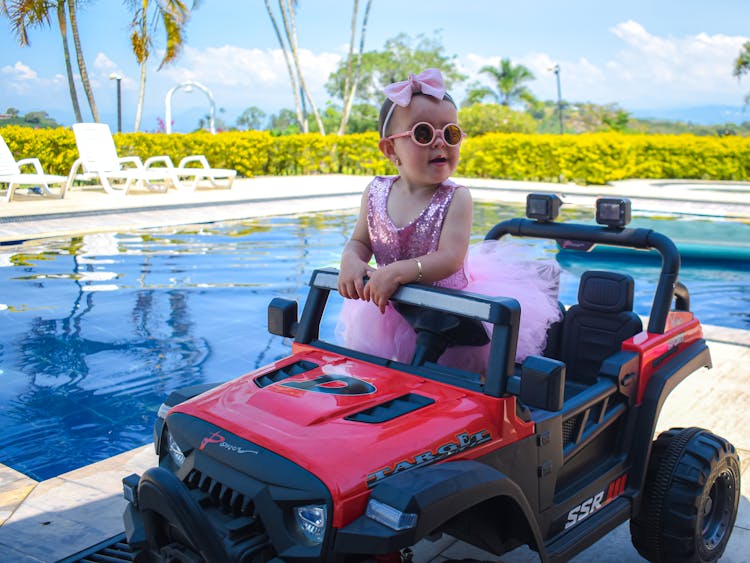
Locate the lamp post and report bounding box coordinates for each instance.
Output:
[164,81,216,134]
[109,73,122,133]
[550,64,563,134]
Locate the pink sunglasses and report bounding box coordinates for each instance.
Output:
[385,122,465,147]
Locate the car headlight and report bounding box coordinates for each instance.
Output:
[166,430,185,468]
[293,504,327,545]
[366,498,417,531]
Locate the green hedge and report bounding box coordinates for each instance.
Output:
[2,125,750,185]
[458,132,750,184]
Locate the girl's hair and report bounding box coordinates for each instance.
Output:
[378,92,457,138]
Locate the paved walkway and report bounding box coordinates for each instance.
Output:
[0,175,749,561]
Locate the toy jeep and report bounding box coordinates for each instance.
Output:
[122,194,740,562]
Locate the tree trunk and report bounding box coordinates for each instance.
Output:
[57,1,82,122]
[68,0,99,121]
[337,0,358,135]
[264,0,306,132]
[338,0,371,135]
[133,0,149,132]
[134,62,146,132]
[279,0,325,135]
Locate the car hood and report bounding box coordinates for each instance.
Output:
[170,345,532,526]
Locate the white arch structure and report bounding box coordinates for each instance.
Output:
[164,81,216,134]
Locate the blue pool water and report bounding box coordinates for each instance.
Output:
[0,203,748,480]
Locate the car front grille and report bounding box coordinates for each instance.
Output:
[184,467,273,558]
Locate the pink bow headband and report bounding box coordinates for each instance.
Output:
[383,68,446,107]
[381,68,447,137]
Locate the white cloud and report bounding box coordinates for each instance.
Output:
[4,61,38,80]
[92,52,139,91]
[578,21,747,107]
[1,61,66,96]
[461,22,750,110]
[154,45,341,111]
[459,53,498,77]
[1,61,39,94]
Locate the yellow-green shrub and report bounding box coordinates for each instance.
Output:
[3,125,750,185]
[457,132,750,184]
[1,125,79,176]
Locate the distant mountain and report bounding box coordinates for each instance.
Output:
[629,105,750,125]
[21,103,750,133]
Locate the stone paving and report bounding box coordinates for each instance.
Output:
[0,175,748,561]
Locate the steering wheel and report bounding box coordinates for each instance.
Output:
[394,302,489,366]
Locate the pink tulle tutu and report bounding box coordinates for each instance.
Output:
[336,239,562,372]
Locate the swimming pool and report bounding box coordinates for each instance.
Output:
[1,203,748,480]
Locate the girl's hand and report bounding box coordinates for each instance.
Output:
[364,264,403,313]
[338,252,374,300]
[338,187,374,300]
[338,265,374,300]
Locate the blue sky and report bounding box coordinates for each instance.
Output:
[2,0,750,132]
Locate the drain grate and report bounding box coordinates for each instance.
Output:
[57,533,134,563]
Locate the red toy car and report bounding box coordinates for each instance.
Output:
[121,194,740,562]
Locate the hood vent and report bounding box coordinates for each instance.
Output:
[255,360,319,388]
[345,393,434,423]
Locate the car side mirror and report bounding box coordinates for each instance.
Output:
[268,298,298,338]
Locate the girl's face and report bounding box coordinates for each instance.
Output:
[379,95,462,188]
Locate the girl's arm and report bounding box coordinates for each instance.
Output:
[365,186,473,312]
[338,187,375,300]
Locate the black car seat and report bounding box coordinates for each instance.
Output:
[560,271,643,385]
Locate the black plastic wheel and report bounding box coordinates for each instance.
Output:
[631,427,741,562]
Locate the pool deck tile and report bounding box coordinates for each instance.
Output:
[1,175,749,562]
[0,446,156,562]
[0,466,36,527]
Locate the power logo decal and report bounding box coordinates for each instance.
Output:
[200,430,225,451]
[199,430,258,455]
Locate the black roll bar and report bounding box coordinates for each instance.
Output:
[484,219,681,334]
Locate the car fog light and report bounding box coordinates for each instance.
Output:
[293,504,327,544]
[166,430,185,468]
[366,499,417,531]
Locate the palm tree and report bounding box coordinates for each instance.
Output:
[264,0,325,134]
[263,0,305,132]
[54,2,83,122]
[1,0,82,121]
[278,0,326,135]
[733,41,750,105]
[67,1,99,121]
[1,0,98,122]
[236,106,267,130]
[127,0,198,132]
[337,0,373,135]
[479,58,537,108]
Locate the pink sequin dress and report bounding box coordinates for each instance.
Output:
[337,175,562,371]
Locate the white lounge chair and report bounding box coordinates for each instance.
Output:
[151,154,236,191]
[71,122,235,195]
[0,134,68,202]
[69,123,188,195]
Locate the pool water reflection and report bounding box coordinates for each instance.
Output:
[0,204,747,480]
